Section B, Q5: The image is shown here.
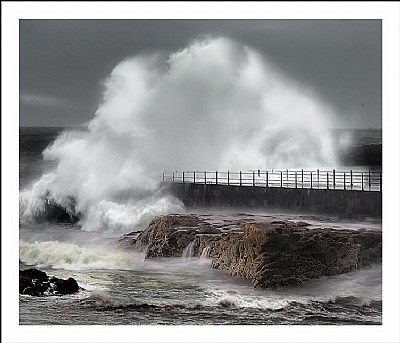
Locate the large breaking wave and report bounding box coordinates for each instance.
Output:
[20,37,338,232]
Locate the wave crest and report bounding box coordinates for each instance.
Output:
[20,37,339,232]
[19,240,144,270]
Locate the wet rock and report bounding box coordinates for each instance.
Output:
[19,268,80,296]
[49,276,79,295]
[212,221,381,288]
[20,268,48,281]
[134,214,220,258]
[117,230,142,250]
[125,214,381,289]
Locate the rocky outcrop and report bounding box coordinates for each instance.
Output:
[127,214,382,289]
[134,214,221,258]
[212,221,381,288]
[19,268,80,296]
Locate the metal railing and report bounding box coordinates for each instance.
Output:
[162,169,382,192]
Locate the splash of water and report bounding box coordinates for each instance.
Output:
[200,246,211,259]
[182,240,196,259]
[19,240,145,270]
[20,37,339,232]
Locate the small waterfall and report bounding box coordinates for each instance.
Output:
[200,246,211,259]
[182,240,196,259]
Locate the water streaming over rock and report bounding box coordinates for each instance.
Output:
[182,240,196,259]
[200,246,211,259]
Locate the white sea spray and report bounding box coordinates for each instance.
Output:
[19,37,338,232]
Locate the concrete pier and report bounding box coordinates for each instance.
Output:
[165,183,382,218]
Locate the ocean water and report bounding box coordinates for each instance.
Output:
[19,127,382,325]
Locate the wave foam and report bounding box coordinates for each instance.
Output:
[19,240,144,270]
[206,289,290,310]
[20,37,338,232]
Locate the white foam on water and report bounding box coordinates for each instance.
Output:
[202,263,381,310]
[19,240,145,271]
[283,263,382,305]
[205,288,291,310]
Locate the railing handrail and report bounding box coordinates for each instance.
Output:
[161,169,382,192]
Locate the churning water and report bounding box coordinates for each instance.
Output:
[19,127,382,325]
[19,37,382,325]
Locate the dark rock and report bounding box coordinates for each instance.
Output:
[134,214,216,258]
[49,277,79,295]
[125,214,381,289]
[19,268,80,296]
[20,268,48,281]
[117,231,142,249]
[212,222,381,288]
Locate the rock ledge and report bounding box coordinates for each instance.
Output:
[127,214,381,288]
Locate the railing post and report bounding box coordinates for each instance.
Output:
[295,171,297,188]
[266,171,269,188]
[172,172,175,183]
[183,171,185,184]
[362,172,364,191]
[350,170,353,190]
[368,170,371,190]
[333,169,336,190]
[317,169,319,189]
[286,169,289,181]
[216,171,218,185]
[240,171,242,186]
[327,172,329,190]
[228,171,230,186]
[301,169,304,188]
[281,171,283,188]
[380,172,382,192]
[344,172,346,190]
[204,171,206,184]
[310,171,313,189]
[162,172,165,183]
[193,171,196,184]
[252,171,255,187]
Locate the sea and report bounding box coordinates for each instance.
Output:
[19,127,382,325]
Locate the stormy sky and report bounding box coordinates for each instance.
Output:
[19,19,381,128]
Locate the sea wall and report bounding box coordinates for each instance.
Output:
[164,183,382,218]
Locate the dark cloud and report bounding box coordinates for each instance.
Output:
[19,19,381,128]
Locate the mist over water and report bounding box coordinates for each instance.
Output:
[20,37,339,232]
